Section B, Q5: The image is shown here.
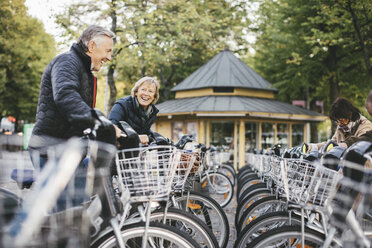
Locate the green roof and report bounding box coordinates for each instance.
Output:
[172,49,277,92]
[156,96,324,121]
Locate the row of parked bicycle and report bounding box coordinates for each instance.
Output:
[233,140,372,248]
[0,110,235,248]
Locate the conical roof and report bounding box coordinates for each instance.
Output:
[172,49,277,92]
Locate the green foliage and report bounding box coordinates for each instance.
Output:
[251,0,371,114]
[0,0,56,124]
[55,0,250,105]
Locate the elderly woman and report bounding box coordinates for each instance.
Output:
[109,76,160,145]
[308,97,372,151]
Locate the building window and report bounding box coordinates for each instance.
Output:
[186,122,198,140]
[277,123,289,148]
[292,124,304,147]
[172,121,183,142]
[261,122,274,150]
[213,87,234,93]
[210,121,234,161]
[245,122,258,153]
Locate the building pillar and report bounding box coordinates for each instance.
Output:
[233,120,238,170]
[198,120,205,144]
[289,124,293,147]
[206,120,210,147]
[239,119,245,169]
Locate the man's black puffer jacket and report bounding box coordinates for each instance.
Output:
[31,43,95,141]
[109,96,159,135]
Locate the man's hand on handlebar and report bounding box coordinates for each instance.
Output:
[138,134,149,146]
[113,125,123,139]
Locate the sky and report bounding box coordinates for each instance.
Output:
[25,0,71,36]
[25,0,77,51]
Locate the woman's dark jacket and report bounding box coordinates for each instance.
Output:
[28,43,96,151]
[109,96,159,135]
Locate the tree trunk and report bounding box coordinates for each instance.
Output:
[107,0,117,113]
[159,65,177,101]
[107,65,117,112]
[347,0,372,76]
[310,122,319,143]
[328,46,339,134]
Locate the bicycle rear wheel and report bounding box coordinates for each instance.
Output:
[90,222,200,248]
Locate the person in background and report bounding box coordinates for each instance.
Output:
[366,90,372,117]
[109,77,160,146]
[308,97,372,151]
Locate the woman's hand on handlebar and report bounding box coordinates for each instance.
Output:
[139,134,149,146]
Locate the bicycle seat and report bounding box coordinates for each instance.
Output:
[303,150,319,161]
[322,146,346,171]
[10,169,36,189]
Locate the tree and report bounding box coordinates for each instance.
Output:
[116,0,249,102]
[250,0,371,139]
[0,0,56,129]
[55,0,250,111]
[250,0,372,140]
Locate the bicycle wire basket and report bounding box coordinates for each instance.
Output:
[115,145,178,202]
[301,159,342,207]
[279,158,318,204]
[171,150,196,191]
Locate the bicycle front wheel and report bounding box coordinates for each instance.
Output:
[201,171,234,208]
[90,222,200,248]
[246,225,339,248]
[149,208,219,248]
[235,211,302,247]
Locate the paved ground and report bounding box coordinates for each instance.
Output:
[224,184,238,248]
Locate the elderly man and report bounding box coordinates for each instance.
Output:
[27,25,115,211]
[28,25,115,158]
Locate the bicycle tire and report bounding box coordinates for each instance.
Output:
[237,182,267,202]
[237,175,260,191]
[149,207,219,248]
[90,221,200,248]
[234,211,302,247]
[217,164,236,186]
[235,189,272,228]
[237,170,257,182]
[171,191,230,248]
[201,171,234,208]
[237,196,287,232]
[245,225,335,248]
[237,165,253,174]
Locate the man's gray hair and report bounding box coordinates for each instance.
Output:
[77,25,115,52]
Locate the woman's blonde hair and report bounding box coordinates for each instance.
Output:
[131,76,160,104]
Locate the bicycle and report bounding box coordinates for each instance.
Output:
[235,140,372,247]
[1,110,200,248]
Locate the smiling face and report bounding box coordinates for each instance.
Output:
[135,82,157,109]
[86,35,113,71]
